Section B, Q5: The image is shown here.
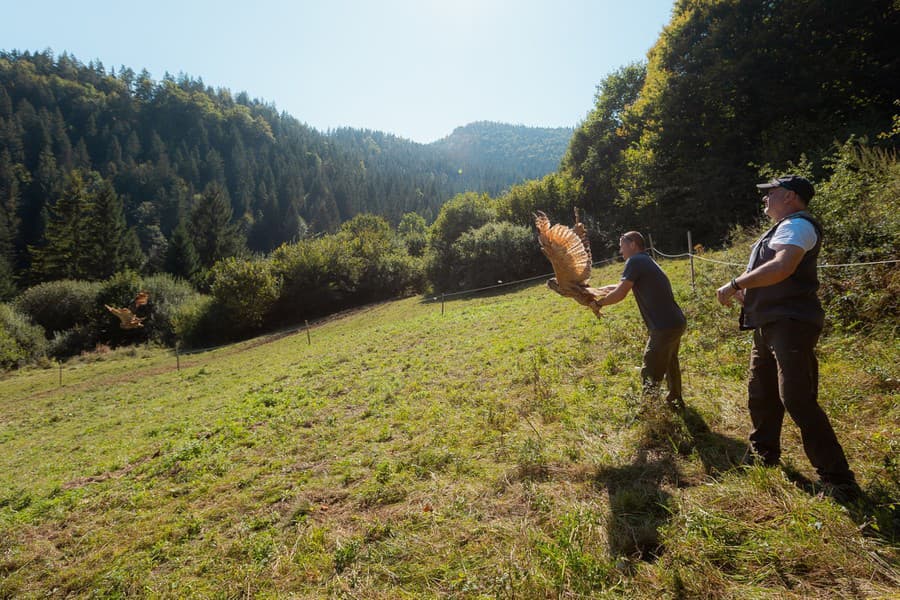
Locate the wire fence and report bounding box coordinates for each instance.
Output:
[49,231,896,386]
[648,244,900,269]
[425,256,620,315]
[427,230,898,308]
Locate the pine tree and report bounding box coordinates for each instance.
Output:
[0,254,16,300]
[84,176,128,278]
[0,87,12,118]
[72,138,91,170]
[164,219,199,282]
[29,169,91,280]
[189,183,243,269]
[26,148,62,247]
[0,150,24,264]
[282,198,308,244]
[118,227,146,273]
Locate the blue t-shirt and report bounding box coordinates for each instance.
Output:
[621,252,686,330]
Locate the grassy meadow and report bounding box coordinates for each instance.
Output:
[1,252,898,598]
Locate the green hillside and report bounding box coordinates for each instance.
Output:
[431,121,573,183]
[1,253,897,597]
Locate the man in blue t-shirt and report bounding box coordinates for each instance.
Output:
[595,231,687,408]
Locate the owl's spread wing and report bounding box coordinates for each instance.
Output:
[105,304,144,329]
[534,212,591,287]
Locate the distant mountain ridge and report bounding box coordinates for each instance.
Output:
[431,121,573,183]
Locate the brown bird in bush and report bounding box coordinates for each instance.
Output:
[105,291,149,330]
[534,209,607,319]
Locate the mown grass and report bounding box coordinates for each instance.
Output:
[1,254,898,598]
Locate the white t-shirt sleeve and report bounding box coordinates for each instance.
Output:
[768,217,817,252]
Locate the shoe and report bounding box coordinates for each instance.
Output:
[739,447,779,468]
[665,397,686,412]
[819,480,863,504]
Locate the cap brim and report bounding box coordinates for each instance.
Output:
[756,182,779,190]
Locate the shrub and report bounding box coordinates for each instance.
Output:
[426,192,496,291]
[495,172,582,228]
[95,271,146,347]
[14,280,100,336]
[172,294,221,349]
[449,221,544,290]
[269,220,424,324]
[812,139,900,330]
[270,235,357,322]
[337,214,425,300]
[0,303,47,369]
[397,212,428,257]
[368,252,426,297]
[139,273,202,345]
[210,257,281,336]
[47,324,97,359]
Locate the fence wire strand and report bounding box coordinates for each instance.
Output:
[650,244,898,269]
[436,256,619,300]
[435,243,897,305]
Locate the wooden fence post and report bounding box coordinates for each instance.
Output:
[688,230,696,293]
[306,320,311,345]
[441,293,445,316]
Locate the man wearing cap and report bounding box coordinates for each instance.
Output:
[716,175,859,500]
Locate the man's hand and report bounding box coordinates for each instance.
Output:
[716,283,745,306]
[717,245,805,306]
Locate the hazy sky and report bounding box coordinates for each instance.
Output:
[2,0,674,143]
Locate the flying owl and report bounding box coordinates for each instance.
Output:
[534,209,607,319]
[105,291,149,330]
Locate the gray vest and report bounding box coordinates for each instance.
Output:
[740,211,824,330]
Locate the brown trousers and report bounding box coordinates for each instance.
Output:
[748,319,854,484]
[641,325,685,404]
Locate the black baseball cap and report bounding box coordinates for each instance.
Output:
[756,175,815,204]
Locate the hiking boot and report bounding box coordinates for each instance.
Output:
[739,447,779,468]
[819,480,863,504]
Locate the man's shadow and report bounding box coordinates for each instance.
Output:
[593,405,747,562]
[779,464,900,543]
[594,451,677,561]
[689,402,897,542]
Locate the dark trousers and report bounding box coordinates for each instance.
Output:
[641,325,685,403]
[748,319,854,484]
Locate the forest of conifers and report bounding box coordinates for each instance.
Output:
[0,49,571,285]
[1,0,898,364]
